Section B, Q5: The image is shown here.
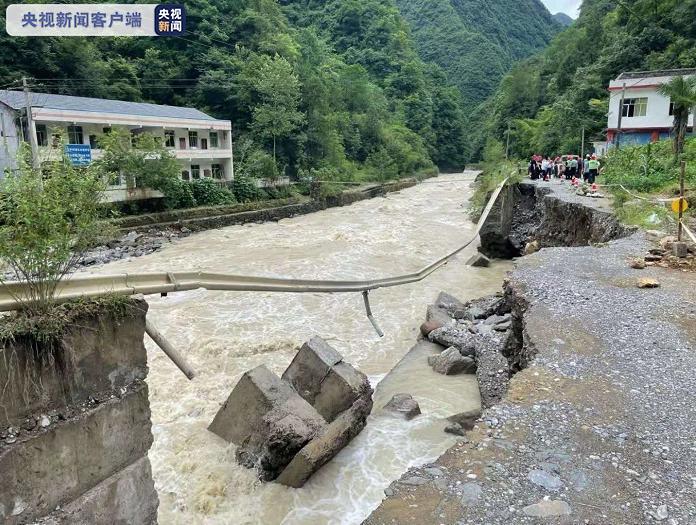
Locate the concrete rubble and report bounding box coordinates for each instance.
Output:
[208,336,373,487]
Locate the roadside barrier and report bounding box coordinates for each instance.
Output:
[0,177,509,377]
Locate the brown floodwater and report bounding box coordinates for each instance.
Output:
[84,172,512,524]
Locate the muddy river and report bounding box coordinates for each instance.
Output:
[86,172,512,524]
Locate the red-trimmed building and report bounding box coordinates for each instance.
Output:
[604,68,695,150]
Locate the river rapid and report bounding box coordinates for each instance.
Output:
[85,172,512,524]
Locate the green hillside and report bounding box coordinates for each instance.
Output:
[552,12,574,27]
[479,0,696,158]
[394,0,560,110]
[0,0,470,177]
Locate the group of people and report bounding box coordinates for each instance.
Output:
[528,154,601,184]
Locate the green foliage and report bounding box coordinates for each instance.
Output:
[477,0,696,160]
[231,175,265,203]
[468,159,522,220]
[160,178,197,210]
[657,76,696,160]
[1,0,476,179]
[603,138,696,193]
[190,178,237,206]
[0,147,106,313]
[394,0,560,113]
[94,129,181,199]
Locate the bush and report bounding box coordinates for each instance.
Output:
[191,178,237,206]
[0,149,106,313]
[231,175,265,202]
[160,178,197,209]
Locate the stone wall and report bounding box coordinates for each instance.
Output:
[0,298,158,524]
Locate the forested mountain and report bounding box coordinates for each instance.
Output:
[552,12,574,27]
[0,0,469,179]
[393,0,560,111]
[478,0,696,159]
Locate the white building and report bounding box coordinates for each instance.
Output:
[605,68,695,149]
[0,90,233,202]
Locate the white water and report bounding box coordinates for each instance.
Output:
[85,172,511,524]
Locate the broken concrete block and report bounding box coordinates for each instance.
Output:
[282,337,371,423]
[208,365,326,481]
[466,253,490,267]
[383,394,421,420]
[275,395,373,488]
[426,304,451,325]
[428,347,476,375]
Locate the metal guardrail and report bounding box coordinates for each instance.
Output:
[0,178,508,316]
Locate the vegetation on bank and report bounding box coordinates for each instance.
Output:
[601,138,696,229]
[0,147,106,314]
[468,140,522,220]
[475,0,696,160]
[1,0,468,179]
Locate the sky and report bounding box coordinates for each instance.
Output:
[541,0,582,17]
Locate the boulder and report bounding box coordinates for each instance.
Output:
[672,241,688,258]
[428,327,477,357]
[428,347,476,375]
[276,395,373,488]
[282,337,371,423]
[426,304,451,325]
[208,365,327,481]
[629,258,646,269]
[435,292,465,313]
[466,253,490,267]
[447,408,482,431]
[420,320,443,337]
[383,394,421,420]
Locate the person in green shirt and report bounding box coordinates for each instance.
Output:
[587,155,600,184]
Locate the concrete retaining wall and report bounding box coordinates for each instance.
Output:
[0,298,158,524]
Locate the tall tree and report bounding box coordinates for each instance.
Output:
[251,55,305,164]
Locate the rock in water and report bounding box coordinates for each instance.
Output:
[446,408,481,430]
[637,278,660,289]
[282,336,371,423]
[428,347,476,375]
[466,253,490,267]
[383,394,421,420]
[208,365,327,481]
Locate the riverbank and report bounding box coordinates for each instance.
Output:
[79,178,425,268]
[366,180,696,524]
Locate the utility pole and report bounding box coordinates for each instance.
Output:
[678,160,685,242]
[616,82,626,149]
[580,127,585,159]
[505,122,511,160]
[22,76,40,170]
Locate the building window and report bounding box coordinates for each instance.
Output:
[204,168,211,178]
[181,170,190,181]
[209,132,219,148]
[35,124,47,147]
[201,138,208,150]
[102,127,112,135]
[191,164,200,179]
[621,97,648,118]
[179,137,186,149]
[188,131,198,148]
[89,134,98,149]
[67,125,84,144]
[211,163,223,179]
[165,130,175,148]
[669,101,675,116]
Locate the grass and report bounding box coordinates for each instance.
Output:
[468,160,523,220]
[0,295,139,345]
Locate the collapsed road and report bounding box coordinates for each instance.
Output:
[367,181,696,524]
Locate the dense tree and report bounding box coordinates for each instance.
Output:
[658,76,696,161]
